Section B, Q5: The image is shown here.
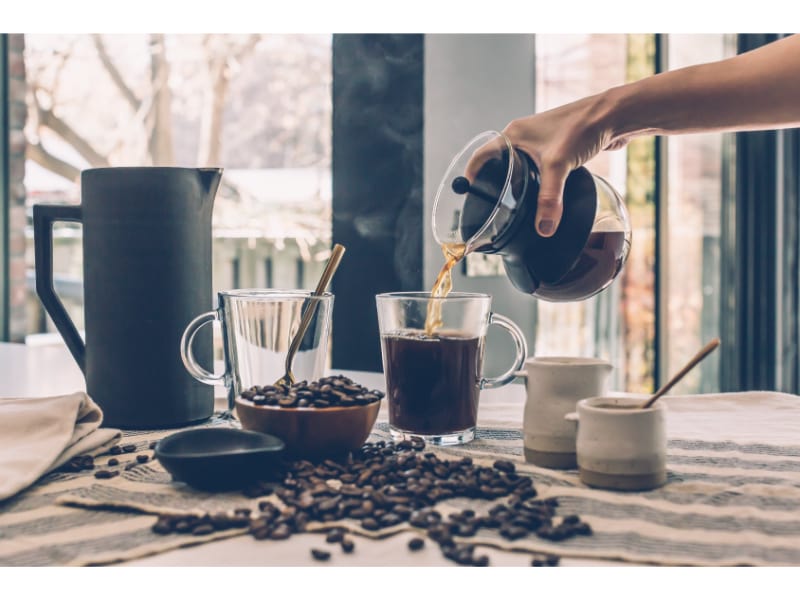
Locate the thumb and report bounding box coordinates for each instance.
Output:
[535,163,569,237]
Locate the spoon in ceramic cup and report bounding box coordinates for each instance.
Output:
[274,244,346,387]
[640,338,720,409]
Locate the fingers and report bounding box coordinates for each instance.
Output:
[535,162,570,237]
[464,136,507,181]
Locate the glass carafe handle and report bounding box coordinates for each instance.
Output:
[480,313,528,389]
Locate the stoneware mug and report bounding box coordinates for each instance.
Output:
[516,357,613,469]
[565,394,667,491]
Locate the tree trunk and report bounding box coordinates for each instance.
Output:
[147,34,174,165]
[198,57,228,167]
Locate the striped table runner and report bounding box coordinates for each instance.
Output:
[2,411,799,566]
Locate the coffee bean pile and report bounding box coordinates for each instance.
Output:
[239,375,384,409]
[150,438,591,566]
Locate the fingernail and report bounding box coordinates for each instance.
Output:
[538,220,555,235]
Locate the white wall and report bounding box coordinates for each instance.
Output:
[424,34,539,373]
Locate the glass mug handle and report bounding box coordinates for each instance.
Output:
[480,312,528,389]
[180,310,227,386]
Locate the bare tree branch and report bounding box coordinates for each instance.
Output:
[37,104,110,167]
[92,33,141,112]
[197,34,262,166]
[27,142,81,183]
[146,33,174,165]
[232,34,261,62]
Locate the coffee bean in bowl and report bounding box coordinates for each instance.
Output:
[235,376,383,459]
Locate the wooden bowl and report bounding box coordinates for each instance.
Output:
[235,398,381,459]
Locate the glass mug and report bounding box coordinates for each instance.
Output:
[376,292,527,445]
[181,289,333,413]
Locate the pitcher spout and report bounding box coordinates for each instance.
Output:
[199,167,223,199]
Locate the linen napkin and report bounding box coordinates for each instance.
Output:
[0,392,121,501]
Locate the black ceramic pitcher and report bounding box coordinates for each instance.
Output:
[34,167,223,428]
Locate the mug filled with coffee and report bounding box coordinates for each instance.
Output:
[376,292,527,446]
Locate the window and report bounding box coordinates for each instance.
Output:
[533,34,657,393]
[662,34,737,393]
[532,34,736,394]
[18,34,332,340]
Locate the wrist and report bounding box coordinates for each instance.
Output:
[597,83,643,142]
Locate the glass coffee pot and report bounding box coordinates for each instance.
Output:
[432,131,631,302]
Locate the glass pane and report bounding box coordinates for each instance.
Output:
[534,34,657,392]
[665,34,736,393]
[21,34,332,344]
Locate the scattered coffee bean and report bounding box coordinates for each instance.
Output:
[108,458,119,467]
[94,470,118,479]
[493,460,515,474]
[325,529,344,544]
[146,437,589,567]
[192,523,215,536]
[408,537,425,551]
[473,554,490,567]
[136,454,150,464]
[311,548,331,561]
[122,444,137,453]
[60,454,95,473]
[109,446,123,456]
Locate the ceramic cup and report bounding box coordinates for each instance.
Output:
[565,394,667,491]
[516,357,613,469]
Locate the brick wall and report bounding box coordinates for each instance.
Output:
[7,34,27,342]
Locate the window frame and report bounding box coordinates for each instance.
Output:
[1,34,9,342]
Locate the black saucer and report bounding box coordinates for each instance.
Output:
[154,428,286,491]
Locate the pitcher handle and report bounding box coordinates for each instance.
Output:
[480,312,528,390]
[33,204,86,373]
[180,310,226,386]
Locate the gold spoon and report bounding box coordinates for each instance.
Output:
[275,244,346,387]
[640,338,720,409]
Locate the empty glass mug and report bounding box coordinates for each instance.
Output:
[376,292,527,445]
[181,290,333,413]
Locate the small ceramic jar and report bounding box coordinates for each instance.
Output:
[566,394,667,491]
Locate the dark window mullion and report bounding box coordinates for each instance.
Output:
[721,33,781,392]
[653,33,667,390]
[0,34,9,341]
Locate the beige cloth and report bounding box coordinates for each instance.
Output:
[0,392,121,501]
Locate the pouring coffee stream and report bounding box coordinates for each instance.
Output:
[274,244,346,387]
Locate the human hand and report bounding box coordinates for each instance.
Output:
[466,92,627,237]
